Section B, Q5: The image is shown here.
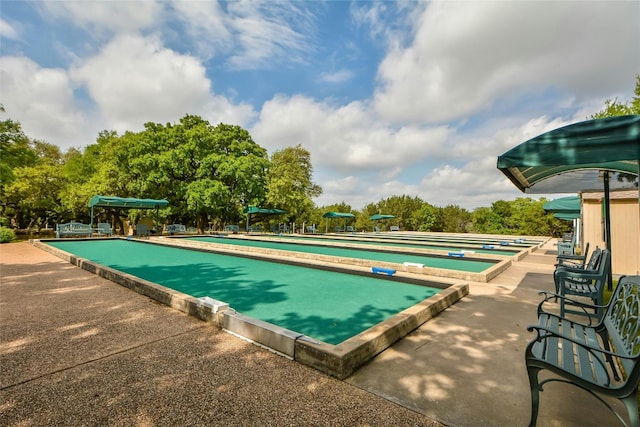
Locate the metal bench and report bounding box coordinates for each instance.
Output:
[389,225,400,232]
[166,224,186,235]
[224,225,240,233]
[525,275,640,427]
[96,223,112,236]
[554,249,610,321]
[55,222,92,238]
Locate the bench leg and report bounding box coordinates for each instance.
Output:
[527,366,542,427]
[621,392,640,427]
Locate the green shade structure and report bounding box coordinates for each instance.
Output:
[322,212,356,218]
[553,212,581,221]
[88,195,169,235]
[243,206,288,231]
[497,115,640,193]
[323,211,355,233]
[89,195,169,209]
[543,196,581,214]
[243,206,288,215]
[370,214,395,221]
[497,115,640,289]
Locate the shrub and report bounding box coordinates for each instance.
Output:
[0,227,16,243]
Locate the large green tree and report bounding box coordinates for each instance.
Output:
[265,144,322,225]
[2,140,66,228]
[112,116,270,231]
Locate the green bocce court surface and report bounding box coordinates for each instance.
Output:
[243,234,519,256]
[190,236,497,273]
[46,239,443,345]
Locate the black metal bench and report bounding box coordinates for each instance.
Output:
[554,248,610,321]
[525,275,640,426]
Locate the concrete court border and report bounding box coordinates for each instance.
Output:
[160,234,512,282]
[31,238,468,379]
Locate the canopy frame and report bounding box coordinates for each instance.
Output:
[497,115,640,289]
[88,195,169,236]
[243,206,288,231]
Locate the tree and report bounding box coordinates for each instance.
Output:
[113,116,270,231]
[411,202,438,231]
[591,74,640,118]
[0,119,37,200]
[434,204,472,233]
[265,144,322,225]
[376,195,425,230]
[2,141,65,228]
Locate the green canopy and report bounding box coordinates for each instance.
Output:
[497,115,640,290]
[542,196,581,214]
[243,206,288,215]
[89,195,169,209]
[553,212,581,221]
[323,211,355,233]
[244,206,287,231]
[370,214,395,221]
[323,212,356,218]
[497,115,640,193]
[88,195,169,235]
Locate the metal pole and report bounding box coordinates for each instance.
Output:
[603,171,613,291]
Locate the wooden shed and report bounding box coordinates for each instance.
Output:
[581,189,639,275]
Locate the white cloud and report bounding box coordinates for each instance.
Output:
[374,1,640,124]
[0,56,91,147]
[70,34,255,135]
[0,18,20,40]
[169,0,231,58]
[40,0,162,36]
[225,1,316,70]
[252,94,451,173]
[318,70,354,84]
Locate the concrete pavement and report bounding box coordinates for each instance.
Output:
[0,240,631,426]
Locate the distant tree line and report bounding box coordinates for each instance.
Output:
[0,114,571,237]
[1,75,636,237]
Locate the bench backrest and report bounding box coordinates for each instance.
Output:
[604,275,640,382]
[584,246,602,270]
[57,222,91,232]
[97,223,112,232]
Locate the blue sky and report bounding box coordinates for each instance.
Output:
[1,1,639,209]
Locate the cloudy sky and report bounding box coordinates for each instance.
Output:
[1,1,638,210]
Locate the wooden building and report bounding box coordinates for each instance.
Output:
[581,189,640,275]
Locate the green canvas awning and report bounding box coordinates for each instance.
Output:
[370,214,394,221]
[244,206,287,232]
[497,115,640,290]
[322,212,355,218]
[497,115,640,193]
[89,195,169,209]
[323,211,355,233]
[542,196,581,214]
[243,206,288,215]
[553,212,581,221]
[88,195,169,235]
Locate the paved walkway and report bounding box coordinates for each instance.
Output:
[0,240,629,426]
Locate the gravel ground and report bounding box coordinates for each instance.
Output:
[0,242,446,427]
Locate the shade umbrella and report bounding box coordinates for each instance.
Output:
[322,211,355,233]
[369,214,395,221]
[370,214,395,231]
[542,196,581,215]
[543,195,582,247]
[497,115,640,288]
[243,206,287,231]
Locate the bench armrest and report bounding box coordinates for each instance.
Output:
[527,324,637,362]
[536,291,605,326]
[555,265,599,275]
